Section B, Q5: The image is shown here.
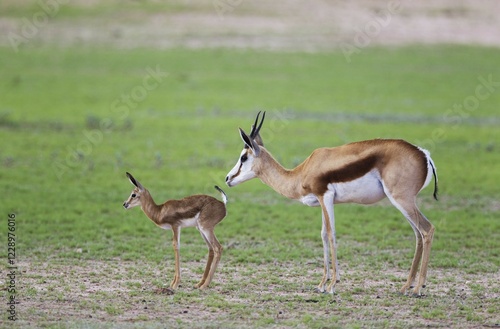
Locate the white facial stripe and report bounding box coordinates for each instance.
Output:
[226,149,256,186]
[233,159,244,179]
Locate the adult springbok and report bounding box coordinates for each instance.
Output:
[225,112,438,296]
[123,172,228,290]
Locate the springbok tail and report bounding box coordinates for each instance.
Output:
[429,159,439,201]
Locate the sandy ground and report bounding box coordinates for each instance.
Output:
[1,0,500,51]
[9,259,500,327]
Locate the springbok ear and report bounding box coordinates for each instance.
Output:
[126,172,144,190]
[239,128,261,157]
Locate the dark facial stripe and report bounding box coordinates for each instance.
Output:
[234,163,242,179]
[315,155,379,194]
[232,150,250,180]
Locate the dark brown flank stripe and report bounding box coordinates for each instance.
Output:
[314,155,379,194]
[167,209,200,222]
[160,198,207,224]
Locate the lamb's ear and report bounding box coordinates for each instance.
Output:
[239,128,261,157]
[126,172,144,190]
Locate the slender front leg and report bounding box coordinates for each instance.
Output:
[319,193,339,294]
[317,212,330,293]
[170,227,181,289]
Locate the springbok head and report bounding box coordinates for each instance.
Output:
[123,172,145,209]
[225,111,266,187]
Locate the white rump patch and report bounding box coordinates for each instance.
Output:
[417,146,436,191]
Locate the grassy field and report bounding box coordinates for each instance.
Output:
[1,41,500,328]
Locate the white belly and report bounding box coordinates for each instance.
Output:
[299,170,386,207]
[179,215,200,228]
[332,170,386,204]
[160,223,172,230]
[159,213,200,230]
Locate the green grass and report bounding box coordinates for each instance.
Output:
[1,44,499,328]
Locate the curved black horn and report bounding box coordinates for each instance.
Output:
[250,111,266,138]
[249,111,261,138]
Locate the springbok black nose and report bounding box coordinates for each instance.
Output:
[225,176,229,182]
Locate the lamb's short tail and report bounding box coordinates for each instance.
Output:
[214,185,228,205]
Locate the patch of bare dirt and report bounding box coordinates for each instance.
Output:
[1,0,499,51]
[153,287,175,295]
[8,258,500,327]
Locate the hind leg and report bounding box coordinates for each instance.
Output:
[401,221,424,294]
[413,214,434,296]
[196,227,223,289]
[384,188,434,296]
[195,231,215,289]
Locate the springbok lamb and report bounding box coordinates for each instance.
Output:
[123,172,228,290]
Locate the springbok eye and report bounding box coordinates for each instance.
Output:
[240,154,248,162]
[131,193,137,198]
